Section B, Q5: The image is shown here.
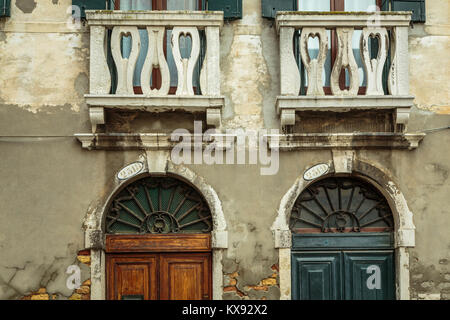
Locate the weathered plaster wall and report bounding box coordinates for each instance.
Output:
[409,0,449,114]
[0,0,449,300]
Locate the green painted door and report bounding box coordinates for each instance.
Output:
[292,252,341,300]
[292,250,395,300]
[344,251,395,300]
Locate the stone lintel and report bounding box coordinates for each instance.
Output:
[86,10,224,28]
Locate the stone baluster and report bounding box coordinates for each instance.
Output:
[89,26,111,95]
[361,27,389,96]
[300,28,328,96]
[388,26,410,128]
[200,26,222,127]
[388,26,409,96]
[200,26,221,96]
[141,27,170,96]
[88,25,110,133]
[331,28,359,96]
[171,27,200,96]
[279,27,301,96]
[111,26,141,95]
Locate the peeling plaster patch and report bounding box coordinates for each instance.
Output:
[429,106,450,114]
[0,32,88,113]
[15,0,37,13]
[409,36,450,111]
[74,73,89,99]
[52,0,59,4]
[424,163,449,185]
[421,281,434,289]
[240,12,260,26]
[0,32,6,43]
[222,33,268,129]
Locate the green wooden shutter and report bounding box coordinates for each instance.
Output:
[72,0,107,19]
[262,0,297,19]
[292,252,342,300]
[0,0,10,18]
[208,0,242,20]
[343,251,395,300]
[391,0,425,23]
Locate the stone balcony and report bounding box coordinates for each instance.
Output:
[85,10,224,133]
[276,11,414,132]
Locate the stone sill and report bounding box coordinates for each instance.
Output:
[265,133,425,150]
[85,95,224,131]
[276,95,414,126]
[85,94,224,112]
[85,10,224,28]
[75,133,233,151]
[276,11,411,31]
[276,95,414,111]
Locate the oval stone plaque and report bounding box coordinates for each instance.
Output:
[303,163,329,181]
[117,161,144,180]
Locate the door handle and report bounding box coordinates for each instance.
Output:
[202,294,209,300]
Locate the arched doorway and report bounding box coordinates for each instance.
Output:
[104,175,213,300]
[290,176,395,300]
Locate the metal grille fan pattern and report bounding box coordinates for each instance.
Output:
[290,177,394,233]
[106,177,212,234]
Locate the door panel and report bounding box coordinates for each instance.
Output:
[343,251,395,300]
[292,252,341,300]
[107,252,211,300]
[107,254,158,300]
[159,253,211,300]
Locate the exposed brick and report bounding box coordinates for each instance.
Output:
[224,286,237,293]
[77,255,91,266]
[261,278,277,286]
[31,294,49,300]
[75,286,90,295]
[69,293,82,300]
[82,279,91,286]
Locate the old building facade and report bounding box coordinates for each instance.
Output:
[0,0,449,300]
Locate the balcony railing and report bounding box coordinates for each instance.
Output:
[85,10,224,132]
[276,11,413,130]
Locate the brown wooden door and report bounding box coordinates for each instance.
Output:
[107,254,158,300]
[159,253,211,300]
[107,253,211,300]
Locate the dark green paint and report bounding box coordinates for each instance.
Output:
[72,0,107,19]
[292,250,395,300]
[262,0,296,19]
[292,251,342,300]
[208,0,242,20]
[391,0,425,23]
[0,0,10,17]
[292,233,394,250]
[344,251,395,300]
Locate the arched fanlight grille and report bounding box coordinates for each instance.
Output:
[106,176,212,234]
[290,177,394,233]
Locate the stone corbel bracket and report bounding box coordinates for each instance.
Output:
[277,96,414,129]
[86,96,224,133]
[89,107,105,133]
